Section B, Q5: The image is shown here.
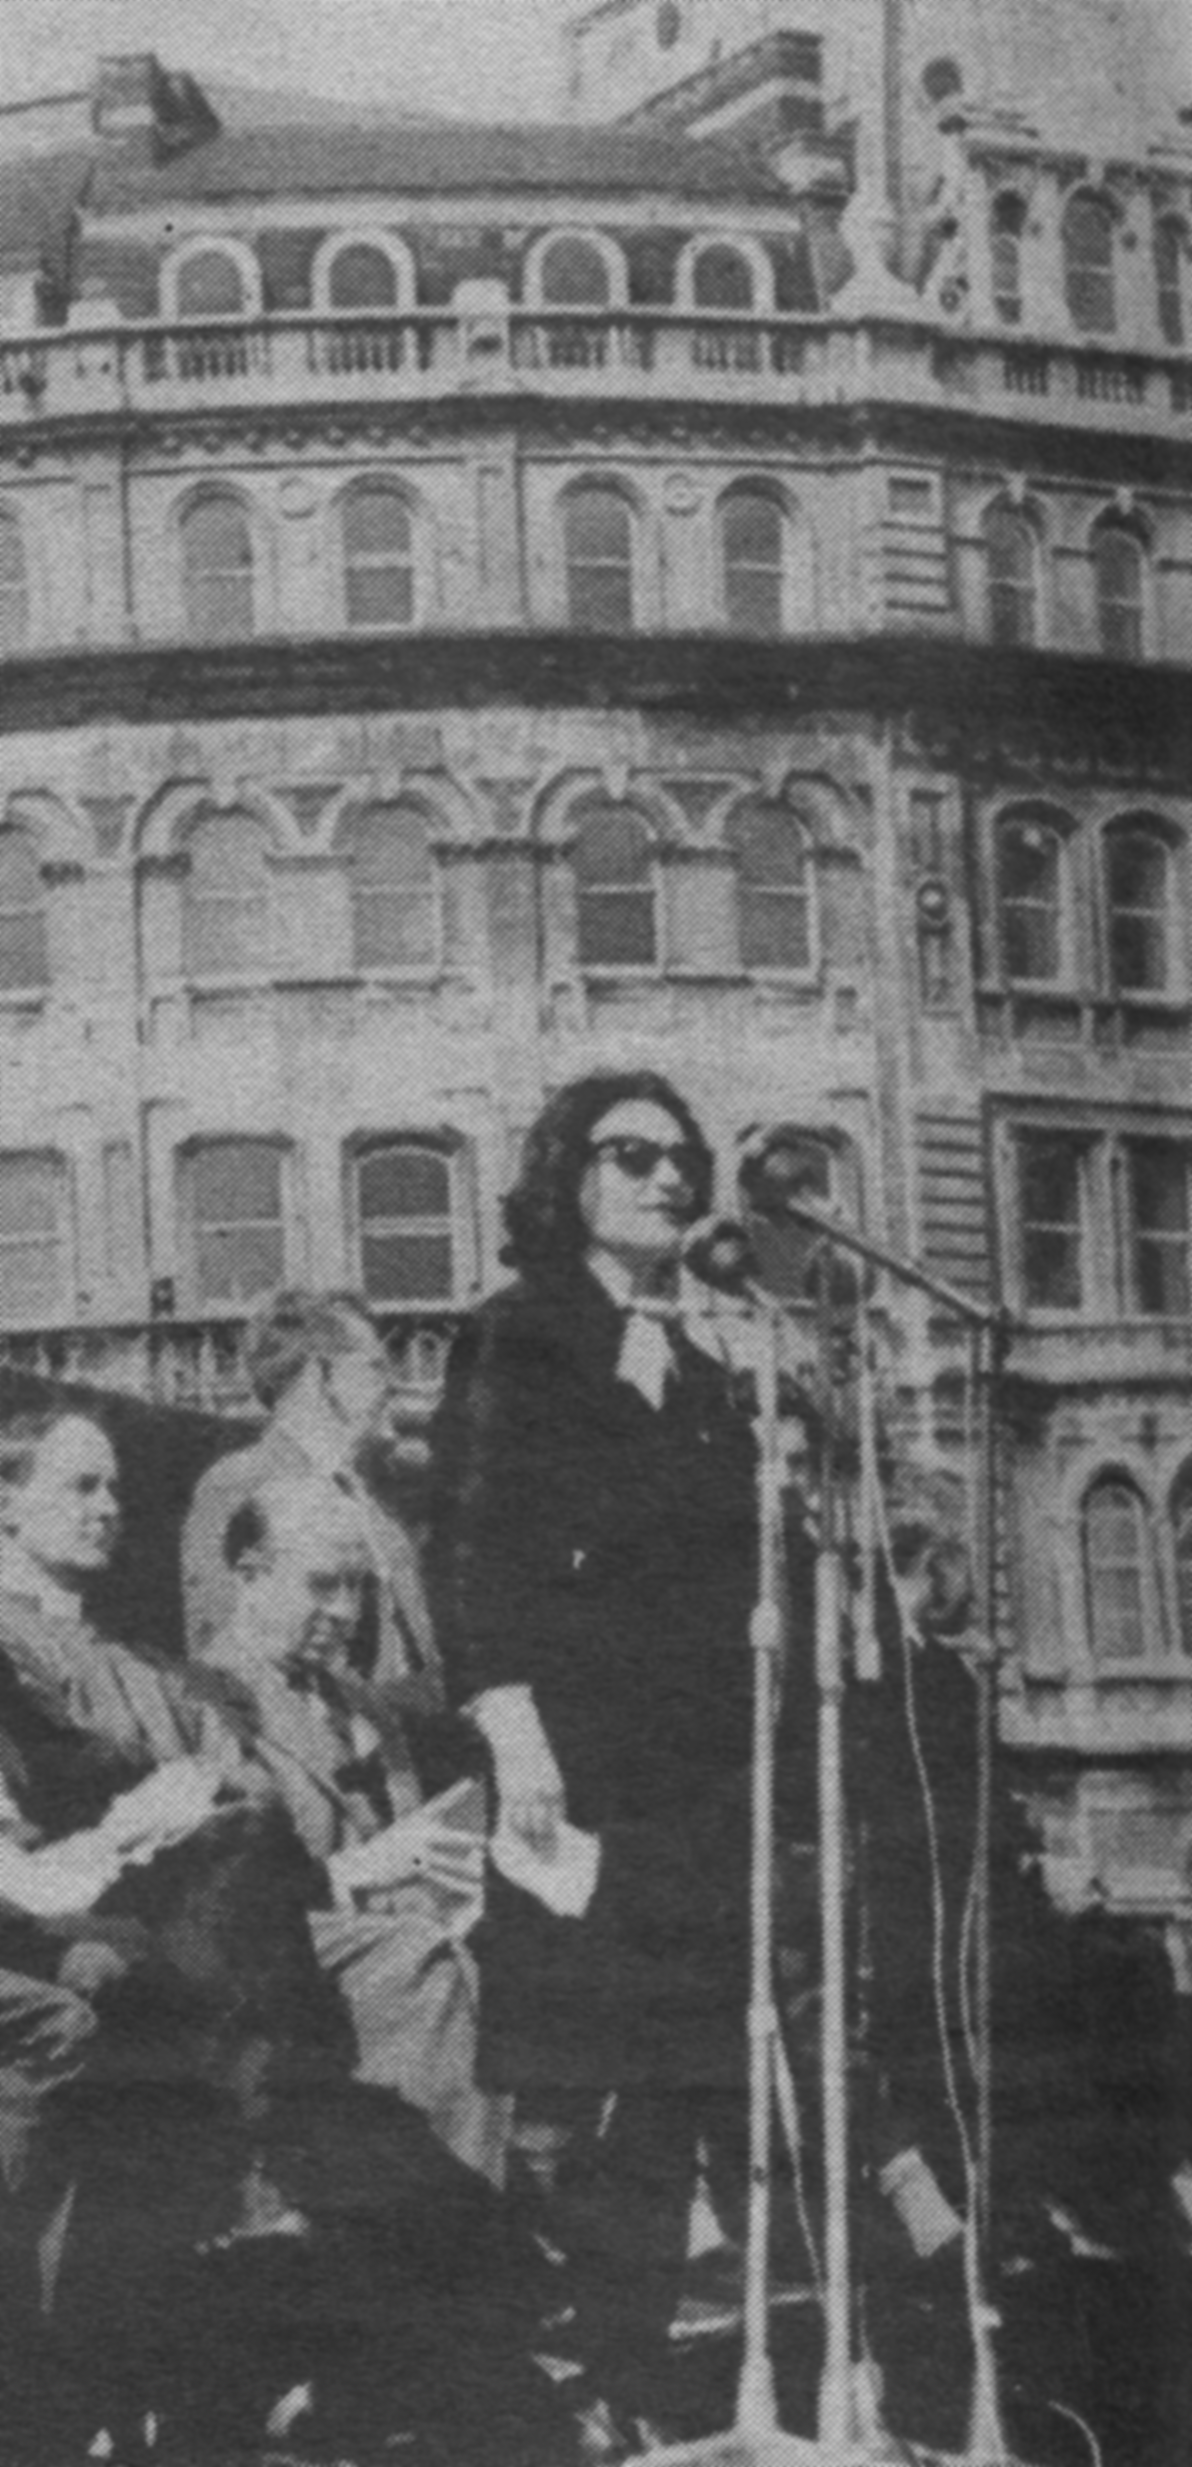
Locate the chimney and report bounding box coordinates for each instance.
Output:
[93,52,219,153]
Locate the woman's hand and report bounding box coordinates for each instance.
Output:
[470,1685,565,1853]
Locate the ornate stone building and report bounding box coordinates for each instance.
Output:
[1,0,1192,1925]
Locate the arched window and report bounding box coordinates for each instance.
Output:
[327,244,399,312]
[1170,1473,1192,1656]
[1153,216,1185,348]
[0,1152,68,1321]
[1062,192,1116,334]
[182,807,271,981]
[0,510,29,656]
[720,489,785,635]
[726,799,813,971]
[185,1138,286,1308]
[180,494,254,641]
[341,487,415,630]
[997,810,1065,982]
[984,501,1038,646]
[0,828,48,992]
[571,797,658,968]
[175,248,248,320]
[539,237,612,308]
[352,1140,455,1305]
[692,245,755,311]
[563,486,635,632]
[1093,522,1145,660]
[1105,824,1170,993]
[343,801,439,972]
[1083,1476,1151,1664]
[990,193,1026,326]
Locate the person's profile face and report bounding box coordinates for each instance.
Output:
[578,1099,701,1271]
[321,1324,393,1447]
[1,1417,120,1584]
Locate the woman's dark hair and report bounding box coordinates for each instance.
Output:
[500,1071,714,1279]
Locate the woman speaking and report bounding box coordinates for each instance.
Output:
[428,1072,765,2455]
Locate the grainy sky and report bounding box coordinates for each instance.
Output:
[0,0,569,118]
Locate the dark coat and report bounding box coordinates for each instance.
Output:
[427,1267,767,2090]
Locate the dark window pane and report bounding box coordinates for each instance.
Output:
[566,490,632,563]
[729,801,812,970]
[0,1150,69,1318]
[540,240,611,307]
[1019,1136,1083,1308]
[348,805,437,969]
[722,492,784,635]
[577,890,656,967]
[177,250,246,319]
[985,507,1037,645]
[991,195,1025,325]
[1084,1481,1148,1661]
[196,1224,284,1305]
[0,829,48,992]
[184,812,270,978]
[565,490,634,632]
[192,1140,284,1306]
[567,564,634,632]
[1173,1494,1192,1654]
[1094,529,1143,659]
[0,515,28,653]
[1063,195,1116,333]
[182,498,254,642]
[359,1146,450,1222]
[343,492,411,560]
[999,819,1061,981]
[193,1140,281,1225]
[1130,1143,1190,1315]
[1107,830,1168,991]
[361,1230,453,1303]
[1154,219,1185,346]
[345,565,415,629]
[328,246,398,310]
[693,246,754,311]
[573,805,652,886]
[739,891,811,970]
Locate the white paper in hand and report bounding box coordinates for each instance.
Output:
[490,1815,600,1918]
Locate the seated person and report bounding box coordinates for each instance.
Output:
[191,1472,510,2190]
[182,1289,441,1720]
[0,1401,341,2452]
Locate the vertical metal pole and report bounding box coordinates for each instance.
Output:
[815,1276,854,2449]
[738,1303,783,2436]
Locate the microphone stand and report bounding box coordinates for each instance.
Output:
[632,1218,1028,2467]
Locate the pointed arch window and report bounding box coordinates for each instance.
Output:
[997,810,1066,983]
[984,501,1038,646]
[343,801,439,973]
[720,489,785,636]
[1083,1476,1151,1664]
[1105,824,1170,994]
[571,797,658,969]
[563,485,636,632]
[352,1139,456,1306]
[328,244,399,311]
[726,799,813,971]
[0,510,29,657]
[182,807,272,982]
[341,487,416,630]
[175,248,248,320]
[693,245,755,311]
[0,827,48,992]
[1062,192,1116,334]
[539,237,612,308]
[1092,522,1145,660]
[180,493,254,641]
[990,193,1026,326]
[1153,216,1186,348]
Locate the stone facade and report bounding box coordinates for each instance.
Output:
[1,5,1192,1928]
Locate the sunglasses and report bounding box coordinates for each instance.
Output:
[587,1135,702,1184]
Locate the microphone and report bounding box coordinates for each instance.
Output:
[738,1126,837,1223]
[680,1213,760,1296]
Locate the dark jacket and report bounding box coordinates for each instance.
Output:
[427,1267,770,2089]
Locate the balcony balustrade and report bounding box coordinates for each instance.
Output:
[0,1308,459,1428]
[0,305,1190,435]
